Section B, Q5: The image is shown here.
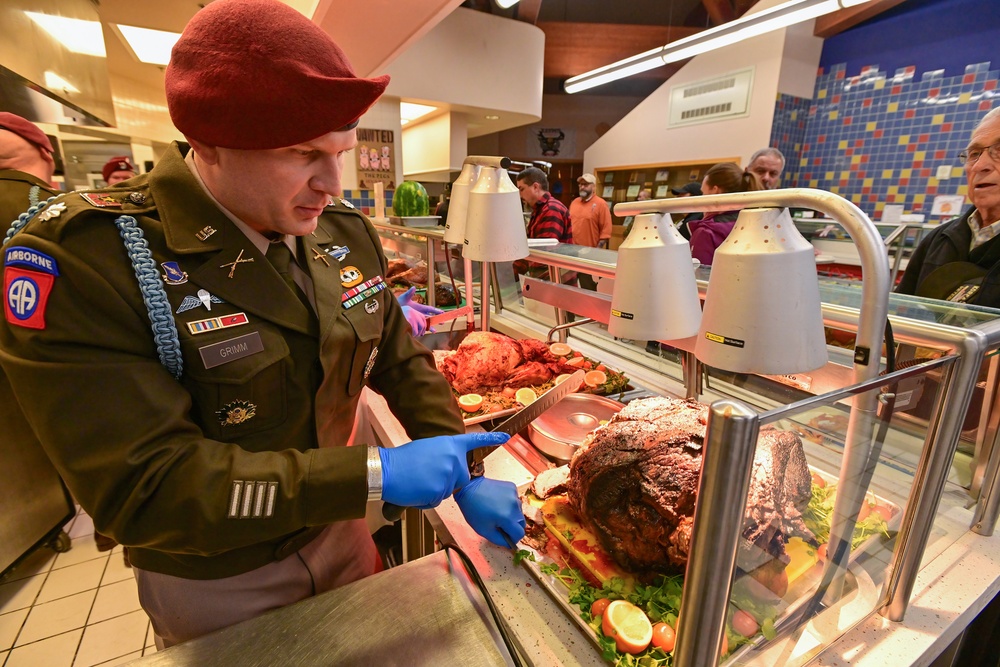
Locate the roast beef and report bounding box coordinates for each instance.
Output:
[567,396,814,575]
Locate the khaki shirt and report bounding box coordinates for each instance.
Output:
[0,143,463,579]
[0,168,60,229]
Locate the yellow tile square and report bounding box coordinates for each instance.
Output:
[960,92,972,103]
[829,110,839,120]
[840,171,850,180]
[838,140,848,150]
[790,110,798,120]
[881,170,893,179]
[865,178,875,187]
[932,114,945,124]
[825,171,835,180]
[898,135,910,145]
[927,177,939,187]
[914,151,926,161]
[888,101,899,112]
[830,185,840,194]
[809,180,819,188]
[866,121,877,131]
[875,202,886,212]
[957,184,969,195]
[952,166,965,178]
[887,186,899,195]
[852,194,862,204]
[800,158,808,167]
[913,194,926,204]
[818,89,828,99]
[900,168,913,178]
[851,155,861,164]
[875,79,886,90]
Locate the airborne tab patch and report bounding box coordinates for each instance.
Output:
[4,247,59,275]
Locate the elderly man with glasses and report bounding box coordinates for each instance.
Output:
[897,107,1000,305]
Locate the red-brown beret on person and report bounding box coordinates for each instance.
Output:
[0,112,54,153]
[102,156,135,182]
[165,0,390,150]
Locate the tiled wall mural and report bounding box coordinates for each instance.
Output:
[770,61,998,219]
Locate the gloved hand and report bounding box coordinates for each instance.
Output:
[397,287,443,336]
[454,476,526,548]
[379,432,509,509]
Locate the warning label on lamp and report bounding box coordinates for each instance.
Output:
[704,332,745,348]
[611,309,634,320]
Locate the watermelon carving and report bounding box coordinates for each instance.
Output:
[394,180,430,217]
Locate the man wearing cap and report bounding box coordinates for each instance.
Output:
[0,0,523,647]
[0,112,59,225]
[102,156,137,186]
[569,173,612,290]
[671,182,704,240]
[746,147,786,190]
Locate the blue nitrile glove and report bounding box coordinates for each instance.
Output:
[397,287,443,336]
[454,476,526,548]
[379,432,510,509]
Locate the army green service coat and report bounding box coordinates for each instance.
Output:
[1,168,60,229]
[0,143,464,579]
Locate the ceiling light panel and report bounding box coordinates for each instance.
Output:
[25,12,106,58]
[400,102,438,125]
[115,25,182,66]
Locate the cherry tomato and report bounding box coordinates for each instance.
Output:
[591,598,611,618]
[732,610,759,637]
[816,543,828,562]
[502,387,517,398]
[651,622,675,652]
[583,361,593,370]
[858,501,872,522]
[596,364,607,372]
[810,472,826,488]
[871,504,892,522]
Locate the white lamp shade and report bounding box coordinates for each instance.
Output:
[443,163,480,244]
[609,213,702,341]
[462,167,529,261]
[695,207,828,374]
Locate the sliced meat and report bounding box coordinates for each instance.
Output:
[532,465,571,499]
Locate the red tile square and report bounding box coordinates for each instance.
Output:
[981,100,993,111]
[942,123,953,132]
[832,95,841,104]
[844,116,853,125]
[818,135,826,143]
[862,186,872,194]
[929,88,940,97]
[964,73,976,84]
[836,70,846,80]
[918,133,929,143]
[985,80,997,91]
[921,169,932,177]
[861,155,870,163]
[927,185,937,194]
[817,67,825,76]
[891,85,902,95]
[900,178,910,187]
[804,173,812,180]
[906,144,917,152]
[845,148,854,156]
[862,98,872,107]
[854,139,864,148]
[913,160,923,168]
[857,171,867,179]
[813,158,822,166]
[935,150,946,160]
[874,129,884,139]
[839,180,849,188]
[904,109,915,119]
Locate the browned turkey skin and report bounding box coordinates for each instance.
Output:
[567,396,814,575]
[435,332,579,395]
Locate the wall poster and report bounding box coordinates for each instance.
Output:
[356,128,396,190]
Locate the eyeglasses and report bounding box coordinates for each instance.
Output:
[959,142,1000,166]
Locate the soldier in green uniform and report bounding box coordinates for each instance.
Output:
[0,112,60,226]
[0,0,524,648]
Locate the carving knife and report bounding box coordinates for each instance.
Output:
[381,369,585,521]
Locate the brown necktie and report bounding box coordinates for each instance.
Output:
[265,240,311,309]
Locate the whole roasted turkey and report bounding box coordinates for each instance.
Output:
[567,396,814,575]
[435,331,579,394]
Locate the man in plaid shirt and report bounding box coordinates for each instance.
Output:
[513,167,573,280]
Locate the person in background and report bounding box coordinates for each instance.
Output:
[102,156,137,186]
[688,162,763,266]
[569,172,612,290]
[0,112,59,225]
[513,166,572,280]
[671,181,704,240]
[622,188,651,239]
[897,107,1000,306]
[0,0,522,648]
[746,147,786,190]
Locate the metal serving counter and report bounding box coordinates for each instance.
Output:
[124,548,515,667]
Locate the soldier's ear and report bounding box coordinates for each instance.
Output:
[186,137,220,165]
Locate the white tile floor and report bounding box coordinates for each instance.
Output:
[0,508,156,666]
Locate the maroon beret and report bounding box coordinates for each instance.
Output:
[102,156,135,182]
[0,112,53,153]
[165,0,390,149]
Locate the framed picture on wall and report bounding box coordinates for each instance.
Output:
[655,185,669,198]
[604,172,614,183]
[655,169,670,181]
[689,169,701,180]
[602,185,614,198]
[626,184,641,198]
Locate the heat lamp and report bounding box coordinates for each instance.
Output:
[608,212,701,341]
[694,206,828,374]
[442,162,480,245]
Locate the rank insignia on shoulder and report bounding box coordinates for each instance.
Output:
[340,198,356,209]
[325,245,349,261]
[364,346,378,379]
[340,265,363,287]
[80,193,121,208]
[178,288,224,313]
[216,400,257,426]
[161,261,188,285]
[36,202,67,222]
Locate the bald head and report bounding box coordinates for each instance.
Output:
[0,128,55,183]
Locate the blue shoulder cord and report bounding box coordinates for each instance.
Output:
[4,199,183,380]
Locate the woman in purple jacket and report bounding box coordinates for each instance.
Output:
[688,162,763,265]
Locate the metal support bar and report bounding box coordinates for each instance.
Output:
[673,399,759,667]
[681,350,701,401]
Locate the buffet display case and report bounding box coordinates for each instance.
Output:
[370,197,1000,665]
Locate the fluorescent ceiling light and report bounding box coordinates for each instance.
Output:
[496,0,522,7]
[564,0,870,93]
[115,24,182,66]
[44,71,79,94]
[400,102,438,125]
[25,12,106,58]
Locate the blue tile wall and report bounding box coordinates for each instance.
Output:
[775,61,999,219]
